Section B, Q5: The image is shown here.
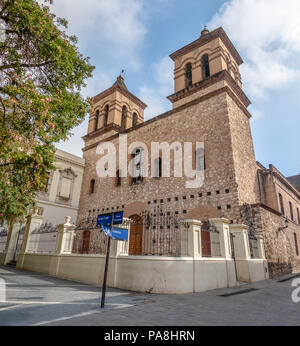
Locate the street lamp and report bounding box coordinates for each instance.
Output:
[278,218,289,233]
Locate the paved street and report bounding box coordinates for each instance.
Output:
[0,265,299,326]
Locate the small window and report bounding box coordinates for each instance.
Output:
[297,208,300,225]
[116,169,121,187]
[104,105,109,126]
[279,193,285,215]
[121,106,127,130]
[289,202,294,221]
[89,179,95,194]
[154,157,162,178]
[185,63,193,88]
[294,233,299,256]
[201,54,210,79]
[132,113,138,127]
[131,147,144,185]
[196,148,206,171]
[94,110,99,131]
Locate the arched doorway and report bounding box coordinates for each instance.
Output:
[129,215,143,255]
[82,230,91,254]
[201,222,211,257]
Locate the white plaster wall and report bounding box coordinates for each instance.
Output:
[37,202,78,226]
[19,254,240,294]
[116,256,194,294]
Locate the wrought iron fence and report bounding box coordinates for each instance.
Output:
[28,222,58,253]
[0,230,7,253]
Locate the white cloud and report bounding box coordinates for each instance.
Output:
[209,0,300,98]
[138,56,173,120]
[46,0,147,69]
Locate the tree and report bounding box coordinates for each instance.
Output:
[0,0,94,224]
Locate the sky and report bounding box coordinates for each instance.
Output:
[46,0,300,177]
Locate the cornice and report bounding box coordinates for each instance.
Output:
[167,70,251,108]
[82,86,251,153]
[169,27,243,66]
[92,85,147,110]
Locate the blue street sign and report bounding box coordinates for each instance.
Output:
[113,211,124,225]
[97,211,124,226]
[97,214,112,226]
[111,227,128,241]
[101,225,128,241]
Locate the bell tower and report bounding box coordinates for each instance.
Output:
[167,27,250,110]
[85,75,147,140]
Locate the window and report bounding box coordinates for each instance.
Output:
[121,106,127,129]
[89,179,95,194]
[201,54,210,79]
[294,233,299,256]
[131,148,144,185]
[297,208,300,225]
[289,202,294,221]
[154,157,162,178]
[132,113,138,127]
[104,105,109,126]
[116,169,121,187]
[196,148,206,171]
[60,178,72,199]
[185,63,193,88]
[279,193,285,215]
[94,110,99,131]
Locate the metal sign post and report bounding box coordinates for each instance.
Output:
[100,212,114,309]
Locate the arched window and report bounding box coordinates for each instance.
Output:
[132,112,138,127]
[89,179,95,194]
[201,54,210,79]
[131,148,144,185]
[297,208,300,225]
[279,193,285,215]
[94,110,99,131]
[154,157,162,178]
[116,169,121,187]
[294,233,299,256]
[289,202,294,221]
[82,230,91,254]
[196,148,206,171]
[121,106,127,129]
[185,63,193,88]
[104,105,109,127]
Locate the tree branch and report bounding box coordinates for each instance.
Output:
[0,60,54,71]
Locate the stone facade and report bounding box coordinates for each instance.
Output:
[37,148,85,226]
[76,27,300,277]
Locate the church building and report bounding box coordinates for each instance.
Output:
[76,27,300,278]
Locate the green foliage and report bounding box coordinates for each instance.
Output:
[0,0,94,223]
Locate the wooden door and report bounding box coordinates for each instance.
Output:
[201,222,211,257]
[82,230,91,254]
[129,215,143,255]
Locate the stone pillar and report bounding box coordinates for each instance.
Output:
[17,209,43,269]
[229,224,251,260]
[180,220,202,258]
[256,235,266,259]
[0,222,22,265]
[110,218,130,257]
[56,216,75,255]
[209,218,232,259]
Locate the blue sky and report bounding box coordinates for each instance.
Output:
[47,0,300,177]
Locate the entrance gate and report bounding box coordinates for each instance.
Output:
[13,227,25,261]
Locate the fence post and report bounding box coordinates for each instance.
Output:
[209,218,232,259]
[180,219,202,258]
[17,208,44,269]
[0,223,21,265]
[56,216,75,255]
[229,224,251,260]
